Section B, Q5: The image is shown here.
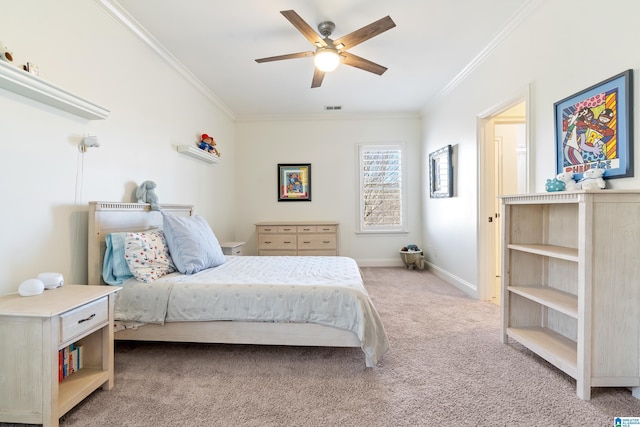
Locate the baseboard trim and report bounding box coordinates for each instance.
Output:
[425,262,478,298]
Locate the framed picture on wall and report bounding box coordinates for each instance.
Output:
[554,69,633,180]
[277,163,311,201]
[429,145,453,198]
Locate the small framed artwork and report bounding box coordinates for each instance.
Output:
[429,145,453,198]
[554,69,633,180]
[277,163,311,201]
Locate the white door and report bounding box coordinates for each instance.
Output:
[478,101,527,305]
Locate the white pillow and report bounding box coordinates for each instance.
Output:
[124,229,176,282]
[161,211,225,274]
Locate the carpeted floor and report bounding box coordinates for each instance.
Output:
[16,267,640,426]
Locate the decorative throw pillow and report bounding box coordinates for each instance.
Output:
[124,229,176,282]
[161,211,225,274]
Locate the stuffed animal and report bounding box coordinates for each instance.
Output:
[545,177,565,192]
[136,180,160,210]
[579,168,606,190]
[556,171,581,191]
[199,133,221,157]
[0,41,13,63]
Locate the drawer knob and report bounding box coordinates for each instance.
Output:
[78,313,96,324]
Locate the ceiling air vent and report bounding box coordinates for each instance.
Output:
[324,105,342,111]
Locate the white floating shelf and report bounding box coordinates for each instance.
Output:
[177,145,221,164]
[0,61,109,120]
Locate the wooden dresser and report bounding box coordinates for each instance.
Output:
[256,221,339,256]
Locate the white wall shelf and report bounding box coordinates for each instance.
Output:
[177,145,221,164]
[0,61,109,120]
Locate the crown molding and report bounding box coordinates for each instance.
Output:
[425,0,545,109]
[94,0,236,121]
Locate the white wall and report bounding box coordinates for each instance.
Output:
[422,0,640,297]
[0,1,235,295]
[234,115,423,263]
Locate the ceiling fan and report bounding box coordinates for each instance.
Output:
[255,10,396,88]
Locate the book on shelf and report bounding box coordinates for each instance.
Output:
[58,343,83,382]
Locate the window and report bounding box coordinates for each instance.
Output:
[357,143,407,233]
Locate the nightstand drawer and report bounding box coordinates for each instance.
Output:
[60,297,108,344]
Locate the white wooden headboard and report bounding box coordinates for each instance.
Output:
[88,201,194,285]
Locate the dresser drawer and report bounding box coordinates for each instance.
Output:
[297,225,317,233]
[258,234,297,250]
[316,225,336,233]
[60,297,108,344]
[298,234,336,250]
[257,225,277,233]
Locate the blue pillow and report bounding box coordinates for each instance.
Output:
[103,232,134,285]
[161,211,225,274]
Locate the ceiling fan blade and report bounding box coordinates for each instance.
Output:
[255,51,314,63]
[341,52,388,75]
[333,16,396,50]
[311,68,325,88]
[281,10,325,47]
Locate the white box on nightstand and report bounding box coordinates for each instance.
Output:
[220,241,245,256]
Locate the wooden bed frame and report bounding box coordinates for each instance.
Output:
[87,201,362,351]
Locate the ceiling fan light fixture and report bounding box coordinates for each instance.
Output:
[314,48,340,72]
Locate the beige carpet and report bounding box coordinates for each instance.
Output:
[48,268,640,425]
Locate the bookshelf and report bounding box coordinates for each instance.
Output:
[500,191,640,400]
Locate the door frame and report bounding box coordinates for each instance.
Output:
[476,84,532,302]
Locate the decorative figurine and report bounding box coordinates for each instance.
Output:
[199,133,221,157]
[0,41,13,63]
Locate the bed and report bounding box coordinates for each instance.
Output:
[87,201,389,367]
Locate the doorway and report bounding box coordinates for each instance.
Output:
[477,95,529,305]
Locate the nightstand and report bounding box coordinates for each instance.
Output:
[0,285,119,427]
[220,241,245,256]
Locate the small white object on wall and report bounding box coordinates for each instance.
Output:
[79,135,100,153]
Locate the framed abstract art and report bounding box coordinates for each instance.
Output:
[554,69,633,179]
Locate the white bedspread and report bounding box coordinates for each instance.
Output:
[115,256,389,366]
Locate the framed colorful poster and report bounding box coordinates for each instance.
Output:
[554,69,633,180]
[277,163,311,201]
